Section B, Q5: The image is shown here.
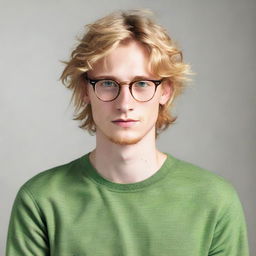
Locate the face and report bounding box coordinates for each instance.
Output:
[84,40,172,145]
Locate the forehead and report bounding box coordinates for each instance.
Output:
[88,40,157,80]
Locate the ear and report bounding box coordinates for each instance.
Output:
[83,94,90,104]
[159,80,173,105]
[83,80,91,104]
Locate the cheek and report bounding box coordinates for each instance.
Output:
[143,102,160,123]
[90,101,111,124]
[90,102,102,123]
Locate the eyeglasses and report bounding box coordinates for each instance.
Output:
[84,74,163,102]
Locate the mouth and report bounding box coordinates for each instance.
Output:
[112,119,139,128]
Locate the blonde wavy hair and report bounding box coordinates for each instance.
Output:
[60,9,191,135]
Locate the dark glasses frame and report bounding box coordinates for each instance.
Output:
[83,73,163,102]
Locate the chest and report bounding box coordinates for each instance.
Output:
[43,188,216,255]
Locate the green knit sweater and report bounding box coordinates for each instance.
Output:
[6,153,249,255]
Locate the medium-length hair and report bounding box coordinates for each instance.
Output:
[60,9,191,136]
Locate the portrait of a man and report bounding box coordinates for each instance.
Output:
[5,8,251,256]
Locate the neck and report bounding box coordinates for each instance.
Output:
[89,128,167,184]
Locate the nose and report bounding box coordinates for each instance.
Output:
[115,85,134,112]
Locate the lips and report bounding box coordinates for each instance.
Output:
[113,119,137,122]
[112,119,139,128]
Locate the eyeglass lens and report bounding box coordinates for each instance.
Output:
[94,80,157,102]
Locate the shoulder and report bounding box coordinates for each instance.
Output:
[18,154,87,199]
[168,154,241,210]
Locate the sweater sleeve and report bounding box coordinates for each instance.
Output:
[208,187,250,256]
[6,186,50,256]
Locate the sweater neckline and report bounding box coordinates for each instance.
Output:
[79,153,178,192]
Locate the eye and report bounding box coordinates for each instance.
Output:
[99,80,118,88]
[134,81,151,88]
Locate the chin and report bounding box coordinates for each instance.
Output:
[97,125,156,146]
[107,134,142,145]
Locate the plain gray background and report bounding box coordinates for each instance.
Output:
[1,0,255,254]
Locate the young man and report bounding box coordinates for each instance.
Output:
[6,10,249,255]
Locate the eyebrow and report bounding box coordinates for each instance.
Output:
[88,75,160,81]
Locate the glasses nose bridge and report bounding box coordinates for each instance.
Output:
[116,81,134,101]
[118,80,133,93]
[119,80,132,87]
